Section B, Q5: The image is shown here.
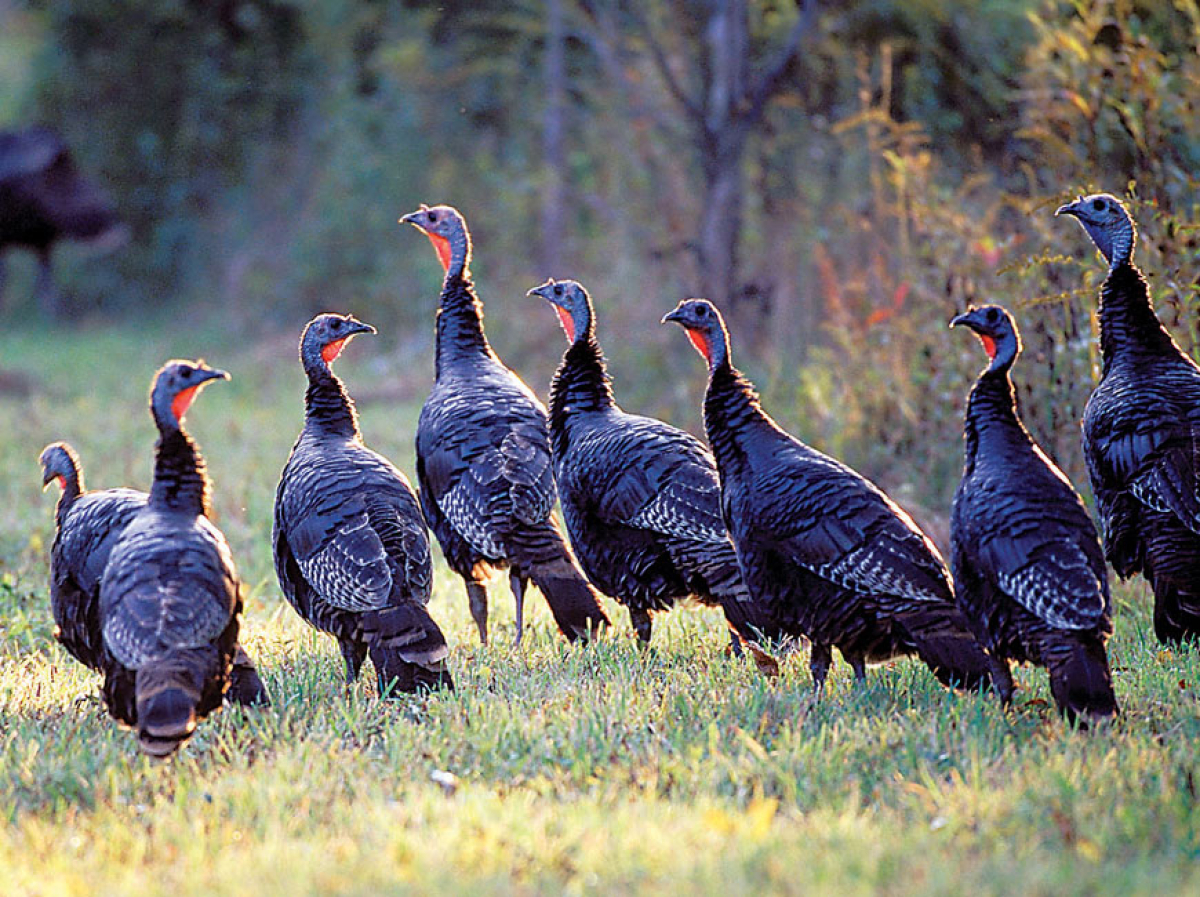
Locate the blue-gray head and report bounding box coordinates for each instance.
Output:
[40,440,82,493]
[150,359,229,433]
[662,298,731,373]
[401,203,472,278]
[1055,193,1136,270]
[300,313,376,378]
[527,278,593,345]
[950,304,1021,374]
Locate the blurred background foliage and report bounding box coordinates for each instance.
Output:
[1,0,1198,544]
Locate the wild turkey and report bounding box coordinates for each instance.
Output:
[1057,193,1200,645]
[274,314,453,694]
[663,299,992,693]
[949,305,1117,722]
[99,361,242,757]
[40,442,269,706]
[529,278,777,656]
[401,204,610,645]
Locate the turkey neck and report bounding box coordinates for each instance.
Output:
[703,361,787,475]
[435,272,496,377]
[303,366,361,440]
[963,370,1032,472]
[149,427,211,517]
[55,467,83,527]
[1098,263,1180,371]
[549,333,616,441]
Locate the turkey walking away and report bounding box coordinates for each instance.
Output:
[664,298,992,694]
[950,305,1117,723]
[274,313,452,695]
[99,361,243,757]
[40,441,268,706]
[529,278,778,666]
[402,204,609,645]
[1057,193,1200,645]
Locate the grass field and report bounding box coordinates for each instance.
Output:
[1,321,1198,896]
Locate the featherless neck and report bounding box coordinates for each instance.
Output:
[303,368,360,439]
[1098,263,1180,369]
[55,468,83,524]
[435,272,495,375]
[149,428,211,516]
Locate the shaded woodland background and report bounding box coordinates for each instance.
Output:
[1,0,1198,542]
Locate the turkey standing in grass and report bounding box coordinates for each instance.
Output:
[402,204,610,645]
[1057,193,1200,645]
[664,298,993,694]
[949,305,1117,722]
[273,314,452,694]
[529,278,777,658]
[40,442,268,705]
[99,360,242,757]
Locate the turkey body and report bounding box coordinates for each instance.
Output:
[950,308,1116,721]
[44,445,266,706]
[274,314,451,694]
[668,300,992,692]
[275,426,451,693]
[548,311,770,647]
[1083,264,1200,645]
[414,267,609,643]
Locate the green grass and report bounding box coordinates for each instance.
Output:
[1,322,1198,896]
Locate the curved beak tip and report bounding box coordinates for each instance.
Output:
[1054,202,1076,217]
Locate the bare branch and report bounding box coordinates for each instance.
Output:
[624,4,707,129]
[743,0,816,125]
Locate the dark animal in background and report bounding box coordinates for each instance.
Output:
[40,441,268,706]
[402,204,610,645]
[0,127,125,316]
[664,298,993,694]
[949,306,1117,723]
[530,278,778,664]
[1057,194,1200,645]
[99,361,242,757]
[274,314,453,694]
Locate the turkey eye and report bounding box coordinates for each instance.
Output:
[697,305,708,317]
[332,319,344,330]
[427,212,437,223]
[1092,198,1106,211]
[553,285,563,296]
[985,308,999,322]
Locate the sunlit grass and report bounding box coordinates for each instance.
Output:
[1,323,1198,895]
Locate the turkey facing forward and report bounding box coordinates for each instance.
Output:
[274,313,453,695]
[664,298,993,693]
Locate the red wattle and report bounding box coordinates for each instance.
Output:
[686,328,713,366]
[980,334,997,360]
[172,385,200,423]
[427,233,452,272]
[555,305,576,343]
[56,475,67,492]
[322,338,348,364]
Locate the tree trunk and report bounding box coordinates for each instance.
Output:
[540,0,568,274]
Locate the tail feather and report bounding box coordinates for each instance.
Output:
[135,659,205,758]
[515,521,610,641]
[901,607,993,692]
[226,643,271,707]
[1045,635,1118,725]
[363,604,454,696]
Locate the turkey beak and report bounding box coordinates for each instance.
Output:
[949,311,974,330]
[1055,199,1082,218]
[527,280,554,302]
[400,208,428,231]
[196,367,231,385]
[41,469,55,489]
[661,308,685,325]
[346,319,377,337]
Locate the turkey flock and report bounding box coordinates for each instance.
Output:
[36,193,1200,756]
